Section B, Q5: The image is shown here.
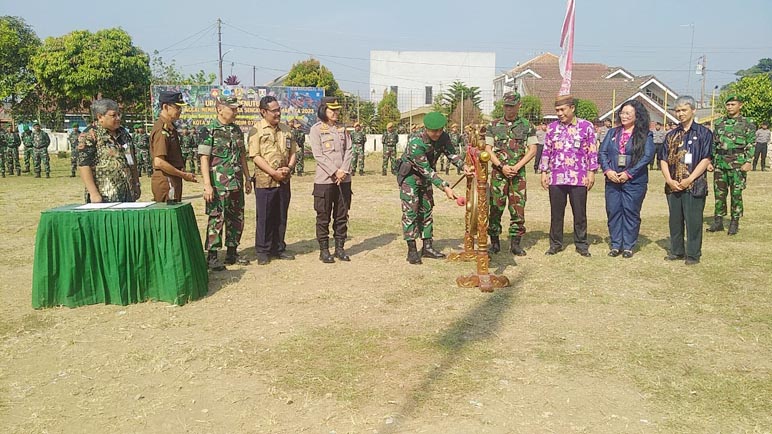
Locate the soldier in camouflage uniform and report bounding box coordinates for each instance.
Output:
[289,119,306,176]
[68,123,81,177]
[31,123,51,178]
[398,112,469,264]
[350,122,367,175]
[486,92,538,256]
[199,95,252,270]
[706,94,756,235]
[449,123,464,174]
[180,127,198,174]
[5,126,21,176]
[0,130,6,177]
[21,125,33,173]
[132,125,151,177]
[382,122,399,175]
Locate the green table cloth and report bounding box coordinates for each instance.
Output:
[32,202,209,308]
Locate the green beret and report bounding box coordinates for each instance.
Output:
[725,93,744,103]
[23,125,30,131]
[423,112,447,130]
[133,123,142,129]
[71,122,79,128]
[502,92,521,106]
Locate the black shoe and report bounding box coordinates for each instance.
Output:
[70,173,76,177]
[34,173,40,178]
[351,172,355,176]
[727,218,739,235]
[706,215,724,232]
[685,257,700,265]
[45,173,50,178]
[334,239,350,261]
[664,254,685,261]
[207,251,226,271]
[224,246,250,265]
[271,251,295,260]
[359,172,364,176]
[297,172,303,177]
[421,238,446,259]
[510,237,526,256]
[576,248,592,257]
[256,253,270,265]
[406,240,422,264]
[319,239,335,263]
[488,236,500,254]
[545,246,563,255]
[608,249,621,257]
[622,250,634,258]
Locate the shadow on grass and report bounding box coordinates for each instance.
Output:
[203,267,247,298]
[380,273,524,433]
[346,232,398,256]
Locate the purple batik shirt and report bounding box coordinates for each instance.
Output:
[539,117,599,186]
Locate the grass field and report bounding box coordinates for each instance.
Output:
[1,153,770,433]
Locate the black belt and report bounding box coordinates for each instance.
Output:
[715,149,745,155]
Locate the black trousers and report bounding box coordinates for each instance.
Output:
[666,192,705,259]
[313,182,352,242]
[548,184,588,251]
[533,145,544,172]
[254,182,291,254]
[753,142,768,170]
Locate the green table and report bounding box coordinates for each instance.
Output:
[32,202,209,308]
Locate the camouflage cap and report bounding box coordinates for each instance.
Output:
[725,93,744,103]
[502,92,521,106]
[216,95,242,108]
[354,121,361,127]
[423,112,447,130]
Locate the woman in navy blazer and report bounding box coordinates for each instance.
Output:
[599,100,655,258]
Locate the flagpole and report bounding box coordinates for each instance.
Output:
[611,89,616,128]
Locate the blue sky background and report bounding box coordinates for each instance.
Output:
[6,0,772,100]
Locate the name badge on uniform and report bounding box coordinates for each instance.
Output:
[617,154,627,167]
[285,137,292,150]
[684,153,693,165]
[574,138,581,149]
[125,152,134,166]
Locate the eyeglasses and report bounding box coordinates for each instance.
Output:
[265,108,281,114]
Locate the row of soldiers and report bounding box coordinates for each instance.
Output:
[0,123,51,178]
[381,122,466,177]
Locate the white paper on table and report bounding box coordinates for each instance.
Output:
[109,202,156,209]
[74,203,118,210]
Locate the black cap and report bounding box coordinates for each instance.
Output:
[159,91,187,106]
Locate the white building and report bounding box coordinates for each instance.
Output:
[369,51,496,114]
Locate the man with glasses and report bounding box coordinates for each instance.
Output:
[150,91,197,203]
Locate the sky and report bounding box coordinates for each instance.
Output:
[6,0,772,102]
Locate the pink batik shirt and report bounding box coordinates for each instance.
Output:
[539,117,599,186]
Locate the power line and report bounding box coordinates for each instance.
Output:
[156,23,217,54]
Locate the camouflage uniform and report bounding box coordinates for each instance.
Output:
[21,129,33,172]
[399,131,464,241]
[449,129,464,174]
[5,129,21,175]
[382,129,399,175]
[68,129,81,177]
[31,128,51,177]
[350,128,367,175]
[711,115,755,221]
[198,119,248,253]
[180,132,198,174]
[486,116,536,242]
[290,126,306,175]
[132,131,151,177]
[77,125,140,202]
[0,133,6,177]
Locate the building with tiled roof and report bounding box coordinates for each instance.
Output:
[494,53,679,124]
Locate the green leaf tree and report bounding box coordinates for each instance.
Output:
[491,99,504,119]
[575,98,598,122]
[358,100,378,133]
[519,95,542,123]
[723,74,772,124]
[377,90,400,132]
[31,28,151,110]
[284,58,339,96]
[0,16,41,115]
[443,80,482,117]
[735,58,772,79]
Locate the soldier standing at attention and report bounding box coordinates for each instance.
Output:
[398,112,469,264]
[180,127,199,174]
[753,121,769,171]
[31,123,51,178]
[486,92,538,257]
[382,122,398,175]
[21,124,33,173]
[449,123,464,174]
[199,95,252,270]
[133,125,151,177]
[290,119,306,176]
[5,125,21,176]
[0,130,6,177]
[706,94,755,235]
[67,123,81,177]
[650,122,666,170]
[150,91,197,203]
[350,122,367,176]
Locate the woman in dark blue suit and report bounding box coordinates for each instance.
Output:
[599,100,655,258]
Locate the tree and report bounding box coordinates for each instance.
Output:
[575,99,598,122]
[449,99,483,128]
[224,75,240,85]
[150,51,216,85]
[442,81,482,117]
[723,74,772,124]
[491,99,504,119]
[519,95,542,123]
[358,100,378,133]
[377,90,400,132]
[0,16,41,114]
[31,28,151,111]
[284,58,339,96]
[735,58,772,79]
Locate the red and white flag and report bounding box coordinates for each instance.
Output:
[559,0,576,95]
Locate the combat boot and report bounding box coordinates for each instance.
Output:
[706,215,724,232]
[319,239,335,263]
[406,240,422,264]
[728,218,739,235]
[510,236,526,256]
[421,238,446,259]
[45,173,50,178]
[334,239,351,261]
[488,236,501,254]
[207,251,226,271]
[16,169,21,176]
[34,173,40,178]
[224,246,250,265]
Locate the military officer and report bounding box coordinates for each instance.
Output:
[150,91,197,203]
[67,123,81,177]
[21,124,33,173]
[132,124,151,177]
[289,119,306,176]
[31,123,51,178]
[486,92,538,256]
[382,122,399,175]
[180,127,198,174]
[350,121,367,176]
[706,94,756,235]
[5,125,21,176]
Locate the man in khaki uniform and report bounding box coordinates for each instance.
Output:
[150,91,197,202]
[248,95,297,265]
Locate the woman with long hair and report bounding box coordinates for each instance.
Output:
[599,100,655,258]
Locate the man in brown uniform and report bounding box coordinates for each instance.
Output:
[150,91,197,202]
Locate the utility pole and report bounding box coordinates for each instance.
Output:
[698,55,707,108]
[253,66,256,86]
[217,18,223,86]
